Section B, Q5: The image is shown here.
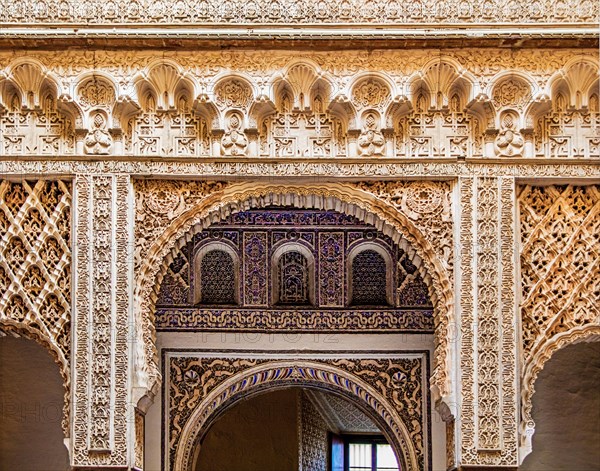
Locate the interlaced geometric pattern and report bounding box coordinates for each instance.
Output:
[200,250,236,304]
[519,185,600,360]
[351,250,388,306]
[0,180,71,364]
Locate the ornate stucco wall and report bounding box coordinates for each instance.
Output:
[0,8,598,470]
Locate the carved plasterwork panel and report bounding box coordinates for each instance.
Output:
[73,174,130,465]
[133,181,454,410]
[355,181,453,276]
[0,0,596,25]
[0,94,75,156]
[458,177,518,466]
[1,50,596,160]
[134,179,228,270]
[154,208,434,332]
[165,352,429,471]
[0,179,71,433]
[519,184,600,454]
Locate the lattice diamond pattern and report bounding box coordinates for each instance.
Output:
[0,180,71,364]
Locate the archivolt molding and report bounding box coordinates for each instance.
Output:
[0,179,71,436]
[167,355,427,471]
[133,181,454,409]
[1,51,597,159]
[518,184,600,459]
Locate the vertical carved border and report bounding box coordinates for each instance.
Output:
[242,232,268,306]
[74,174,92,464]
[499,177,518,463]
[89,175,114,452]
[73,174,130,465]
[458,176,518,466]
[458,176,476,463]
[318,232,344,307]
[475,176,501,451]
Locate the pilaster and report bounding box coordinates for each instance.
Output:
[455,176,519,468]
[72,174,133,469]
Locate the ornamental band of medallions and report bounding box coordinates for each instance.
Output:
[458,176,518,466]
[154,208,434,332]
[518,184,600,451]
[1,51,598,160]
[0,0,596,25]
[165,352,430,471]
[73,174,130,465]
[0,179,71,434]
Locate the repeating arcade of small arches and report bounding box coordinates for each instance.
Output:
[156,210,433,311]
[172,245,393,307]
[0,179,72,372]
[1,58,598,157]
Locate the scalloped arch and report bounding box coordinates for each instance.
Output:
[133,182,454,413]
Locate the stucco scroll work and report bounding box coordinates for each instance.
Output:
[0,179,71,434]
[518,184,600,458]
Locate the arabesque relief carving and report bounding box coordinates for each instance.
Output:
[0,0,596,25]
[518,184,600,456]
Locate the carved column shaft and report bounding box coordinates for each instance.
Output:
[72,174,133,468]
[456,176,519,467]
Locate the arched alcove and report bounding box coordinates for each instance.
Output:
[194,387,400,471]
[521,341,600,470]
[0,336,69,471]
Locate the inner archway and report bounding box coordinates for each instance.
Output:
[172,358,425,471]
[0,336,69,471]
[194,387,400,471]
[521,341,600,470]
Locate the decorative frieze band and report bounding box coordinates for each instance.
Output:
[154,307,434,331]
[0,0,596,26]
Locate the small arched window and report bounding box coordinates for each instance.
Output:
[278,250,310,305]
[351,250,388,306]
[199,249,236,305]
